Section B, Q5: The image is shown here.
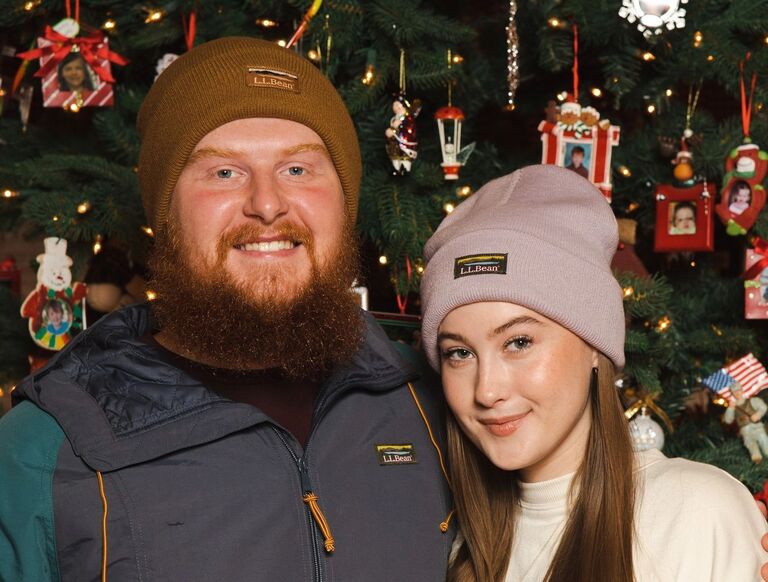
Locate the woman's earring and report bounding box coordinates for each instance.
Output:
[590,367,599,392]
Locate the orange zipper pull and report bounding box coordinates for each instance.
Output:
[303,492,335,552]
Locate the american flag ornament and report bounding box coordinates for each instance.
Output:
[703,353,768,404]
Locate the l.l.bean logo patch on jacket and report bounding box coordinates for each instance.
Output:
[375,443,418,465]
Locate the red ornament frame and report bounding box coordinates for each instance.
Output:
[744,247,768,320]
[538,117,620,201]
[653,182,715,252]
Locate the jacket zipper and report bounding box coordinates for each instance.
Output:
[271,427,324,582]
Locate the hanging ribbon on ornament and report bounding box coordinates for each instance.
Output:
[623,389,675,433]
[17,26,128,84]
[395,256,413,315]
[742,237,768,280]
[740,53,757,141]
[182,10,197,52]
[286,0,323,49]
[572,23,579,102]
[65,0,80,23]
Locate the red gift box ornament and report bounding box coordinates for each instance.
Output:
[743,238,768,319]
[16,25,127,110]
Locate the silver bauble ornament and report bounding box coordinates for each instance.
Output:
[629,408,665,451]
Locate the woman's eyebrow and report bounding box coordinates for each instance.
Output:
[491,316,543,337]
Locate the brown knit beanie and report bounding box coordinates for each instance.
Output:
[137,37,361,235]
[420,165,625,371]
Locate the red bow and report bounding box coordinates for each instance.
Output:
[17,26,128,84]
[743,237,768,281]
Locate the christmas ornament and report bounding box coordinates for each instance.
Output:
[16,15,127,110]
[715,58,767,235]
[618,0,688,39]
[743,240,768,319]
[505,0,519,110]
[629,407,665,451]
[538,26,620,200]
[715,143,767,235]
[154,53,179,80]
[20,237,87,351]
[612,218,650,277]
[0,256,21,296]
[672,149,694,182]
[654,181,714,252]
[538,99,620,201]
[434,50,474,180]
[153,10,196,81]
[703,354,768,405]
[623,388,673,452]
[385,50,421,175]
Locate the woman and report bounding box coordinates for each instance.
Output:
[57,51,95,93]
[420,165,767,581]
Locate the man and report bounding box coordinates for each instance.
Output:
[0,38,451,581]
[566,145,589,178]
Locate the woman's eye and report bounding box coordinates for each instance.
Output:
[216,169,234,179]
[287,166,305,176]
[505,336,533,352]
[443,347,474,361]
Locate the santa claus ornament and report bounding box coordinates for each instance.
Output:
[20,237,87,350]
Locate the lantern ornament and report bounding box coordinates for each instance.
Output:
[435,105,474,180]
[618,0,688,39]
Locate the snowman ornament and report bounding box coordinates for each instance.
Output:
[20,237,87,350]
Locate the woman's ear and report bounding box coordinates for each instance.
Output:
[591,349,599,369]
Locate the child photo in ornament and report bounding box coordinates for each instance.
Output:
[42,299,72,336]
[654,183,715,252]
[728,180,752,216]
[421,165,767,582]
[668,201,697,235]
[57,52,96,93]
[564,143,591,179]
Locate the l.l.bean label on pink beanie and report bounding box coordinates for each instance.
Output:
[453,253,508,278]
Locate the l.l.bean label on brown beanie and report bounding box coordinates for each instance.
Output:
[453,253,508,279]
[245,67,300,93]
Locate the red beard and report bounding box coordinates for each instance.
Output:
[148,218,364,379]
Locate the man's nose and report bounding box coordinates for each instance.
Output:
[243,175,289,223]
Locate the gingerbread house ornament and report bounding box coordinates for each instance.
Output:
[538,100,621,201]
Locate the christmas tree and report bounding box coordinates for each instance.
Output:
[1,0,768,489]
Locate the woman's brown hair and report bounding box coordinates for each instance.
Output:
[446,353,635,582]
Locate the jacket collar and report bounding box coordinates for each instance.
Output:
[15,303,418,471]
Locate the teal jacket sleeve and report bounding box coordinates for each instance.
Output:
[0,401,65,582]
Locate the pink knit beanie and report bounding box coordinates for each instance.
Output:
[421,165,625,370]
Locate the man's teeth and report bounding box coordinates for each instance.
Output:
[239,240,296,252]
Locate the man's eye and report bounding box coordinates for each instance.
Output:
[216,169,234,179]
[287,166,305,176]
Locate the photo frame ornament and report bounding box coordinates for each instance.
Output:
[20,237,87,351]
[538,101,621,201]
[16,23,127,110]
[715,142,768,236]
[743,241,768,320]
[654,181,715,252]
